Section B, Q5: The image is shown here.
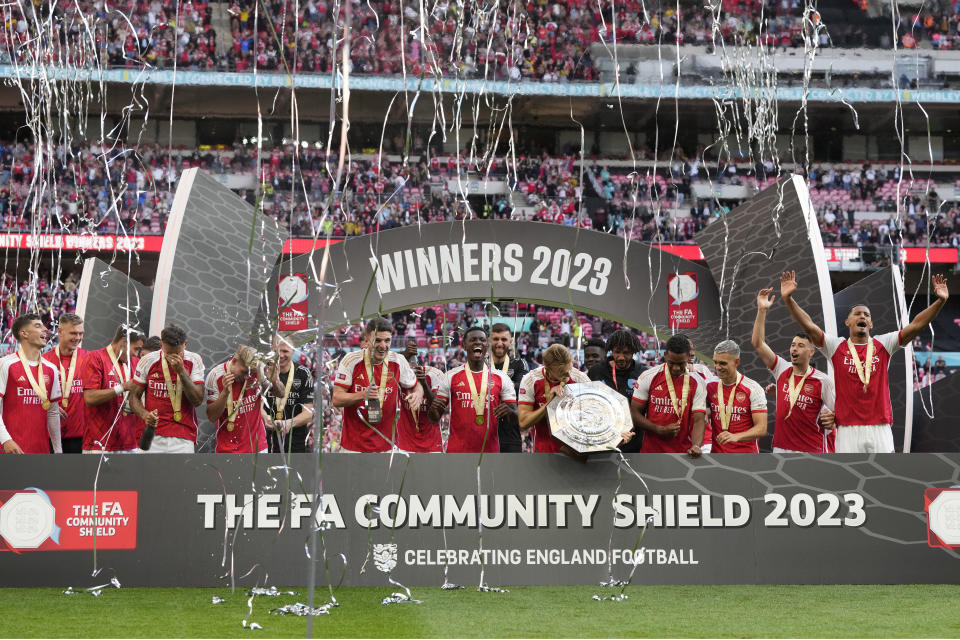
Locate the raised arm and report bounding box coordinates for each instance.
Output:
[899,274,950,345]
[780,271,825,344]
[751,288,779,370]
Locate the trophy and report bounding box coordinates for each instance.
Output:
[546,381,631,453]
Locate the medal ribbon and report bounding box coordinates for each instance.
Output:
[18,348,50,410]
[106,344,129,384]
[160,355,183,421]
[464,364,489,424]
[717,374,743,432]
[785,367,813,419]
[274,365,295,420]
[846,339,874,393]
[664,365,690,421]
[225,373,249,432]
[56,345,78,407]
[498,355,510,376]
[363,348,389,407]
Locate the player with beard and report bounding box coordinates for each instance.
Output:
[489,322,527,452]
[780,271,949,453]
[429,326,517,453]
[752,288,836,453]
[332,317,423,452]
[0,314,62,454]
[206,345,281,453]
[397,338,443,452]
[44,313,86,453]
[265,334,315,453]
[519,343,632,454]
[631,333,706,456]
[582,338,607,373]
[589,329,646,452]
[705,340,768,454]
[129,323,206,453]
[82,326,144,453]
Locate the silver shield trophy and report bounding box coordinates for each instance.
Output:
[547,381,630,453]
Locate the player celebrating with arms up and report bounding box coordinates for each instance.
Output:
[429,326,517,453]
[780,271,949,453]
[752,288,836,453]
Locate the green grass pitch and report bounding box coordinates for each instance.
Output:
[2,585,959,637]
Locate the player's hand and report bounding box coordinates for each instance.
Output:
[687,444,702,458]
[757,287,775,310]
[932,273,949,302]
[143,409,159,427]
[819,409,836,431]
[656,422,681,438]
[493,402,515,419]
[405,389,423,412]
[414,365,427,384]
[429,395,448,413]
[122,379,139,392]
[780,270,798,299]
[618,429,634,445]
[166,353,186,375]
[715,431,737,445]
[364,384,379,401]
[546,383,565,403]
[2,439,23,454]
[764,383,776,396]
[221,372,236,390]
[277,419,293,435]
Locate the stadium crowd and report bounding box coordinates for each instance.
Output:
[1,138,958,253]
[1,0,958,82]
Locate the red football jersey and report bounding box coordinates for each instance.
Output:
[334,350,417,452]
[133,350,206,442]
[436,365,516,453]
[205,361,268,454]
[770,356,836,453]
[518,366,590,453]
[81,348,141,451]
[819,331,900,427]
[43,347,87,439]
[397,366,443,453]
[632,365,707,453]
[0,353,62,454]
[706,375,767,454]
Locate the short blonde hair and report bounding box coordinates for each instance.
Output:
[542,344,572,367]
[234,345,257,368]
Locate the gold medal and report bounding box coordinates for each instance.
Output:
[464,364,489,428]
[224,369,249,433]
[785,367,813,419]
[663,364,690,421]
[161,355,184,423]
[846,339,874,394]
[274,365,295,424]
[18,349,51,411]
[717,374,742,432]
[56,345,78,408]
[62,398,69,408]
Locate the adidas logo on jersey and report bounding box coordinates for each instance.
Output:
[457,381,466,388]
[17,376,24,382]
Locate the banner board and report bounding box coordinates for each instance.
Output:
[1,454,958,587]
